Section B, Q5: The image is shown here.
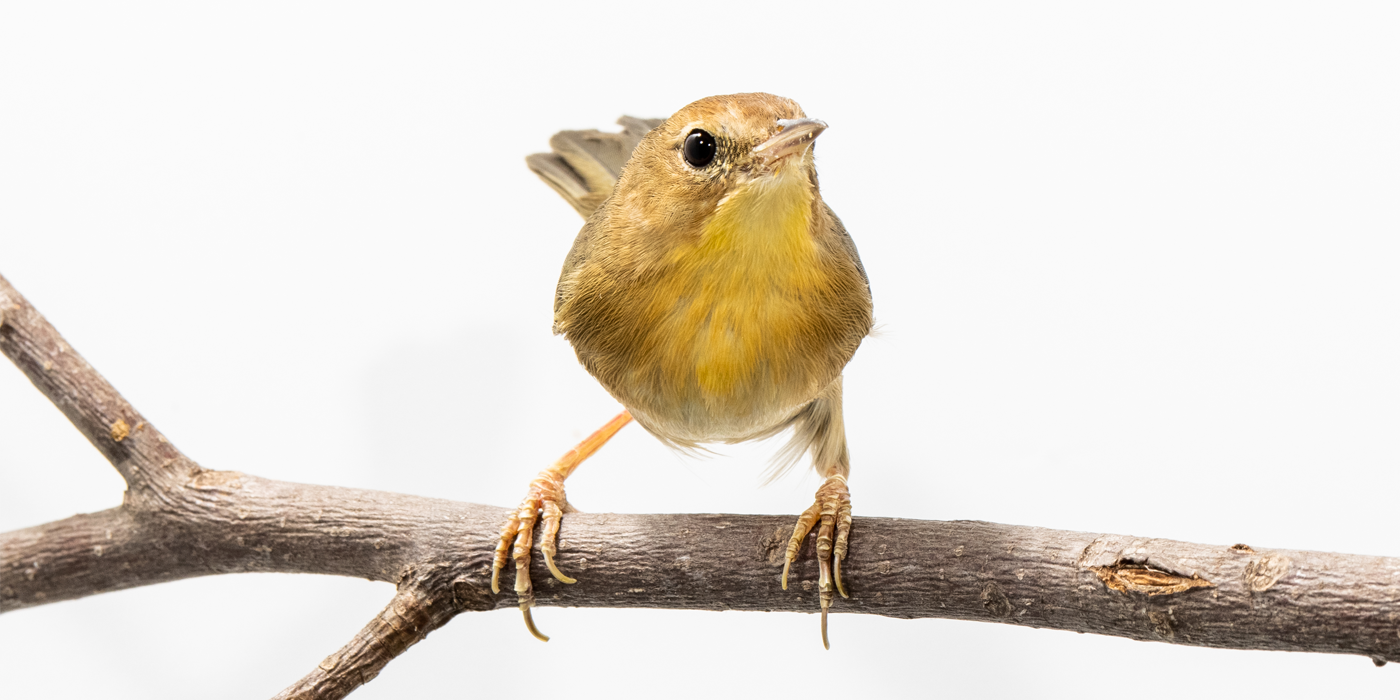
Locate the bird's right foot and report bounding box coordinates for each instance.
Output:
[491,470,575,642]
[490,410,633,642]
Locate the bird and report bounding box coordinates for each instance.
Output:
[493,93,873,649]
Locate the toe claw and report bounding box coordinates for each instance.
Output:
[835,556,847,599]
[545,550,577,584]
[521,604,550,643]
[491,513,522,597]
[540,498,576,584]
[821,600,831,650]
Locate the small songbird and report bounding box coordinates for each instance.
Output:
[493,93,873,648]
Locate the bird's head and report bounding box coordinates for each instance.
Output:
[606,93,828,255]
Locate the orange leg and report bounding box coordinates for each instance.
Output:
[491,410,632,641]
[781,474,852,649]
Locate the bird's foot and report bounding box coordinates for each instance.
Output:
[491,469,575,642]
[489,410,632,642]
[782,473,852,650]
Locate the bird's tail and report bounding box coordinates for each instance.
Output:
[525,116,663,219]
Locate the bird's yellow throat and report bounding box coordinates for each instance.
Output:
[653,167,822,400]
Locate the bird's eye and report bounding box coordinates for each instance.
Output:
[683,129,717,168]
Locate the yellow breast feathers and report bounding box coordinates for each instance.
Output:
[648,167,824,401]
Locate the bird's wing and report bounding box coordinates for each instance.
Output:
[822,202,871,288]
[526,116,663,219]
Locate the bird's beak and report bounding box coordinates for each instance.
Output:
[752,118,827,167]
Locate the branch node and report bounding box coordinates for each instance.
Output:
[980,581,1013,618]
[1243,555,1293,593]
[1090,565,1215,596]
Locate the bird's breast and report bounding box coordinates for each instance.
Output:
[614,173,844,440]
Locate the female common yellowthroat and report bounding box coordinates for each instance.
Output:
[495,93,873,648]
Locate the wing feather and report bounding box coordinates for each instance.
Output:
[525,117,662,218]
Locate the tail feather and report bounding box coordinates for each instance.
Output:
[526,116,663,219]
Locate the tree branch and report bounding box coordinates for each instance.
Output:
[3,271,1398,700]
[0,273,197,501]
[270,569,463,700]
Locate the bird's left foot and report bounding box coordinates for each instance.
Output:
[782,473,852,649]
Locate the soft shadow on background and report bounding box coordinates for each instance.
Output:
[2,3,1398,698]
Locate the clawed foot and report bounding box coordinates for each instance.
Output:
[782,474,852,650]
[491,470,576,642]
[490,410,633,642]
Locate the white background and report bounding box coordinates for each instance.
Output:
[3,2,1398,698]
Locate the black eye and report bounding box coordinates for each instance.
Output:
[683,129,717,168]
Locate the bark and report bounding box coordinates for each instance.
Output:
[2,272,1398,700]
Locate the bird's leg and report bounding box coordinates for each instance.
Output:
[491,409,632,641]
[781,473,852,650]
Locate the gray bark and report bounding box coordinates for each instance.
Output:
[2,272,1398,700]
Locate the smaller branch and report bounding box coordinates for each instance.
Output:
[0,274,199,500]
[273,570,463,700]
